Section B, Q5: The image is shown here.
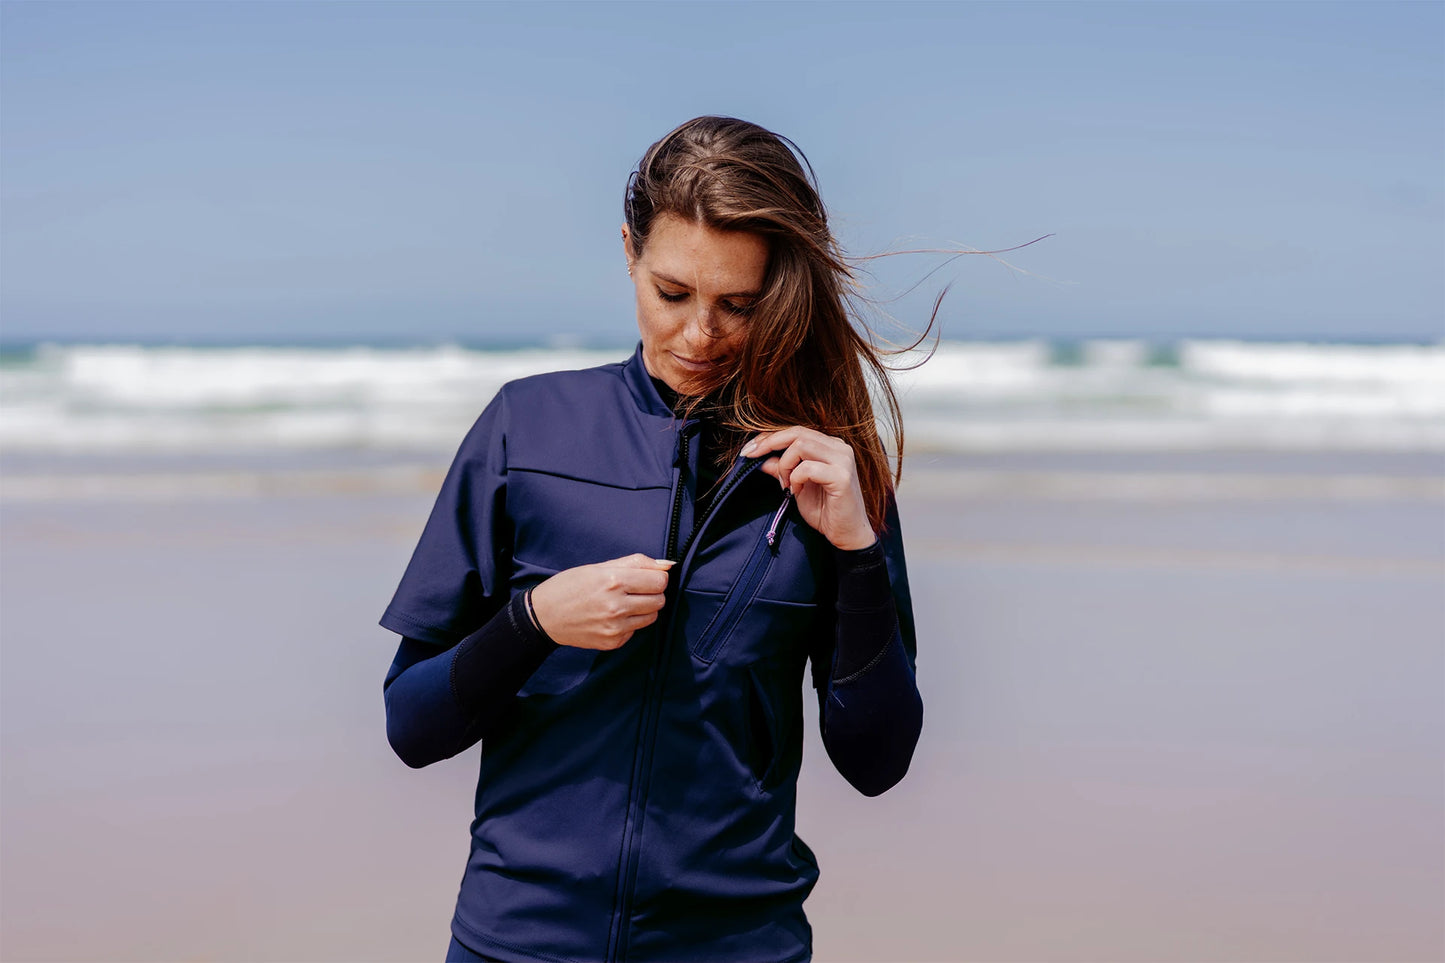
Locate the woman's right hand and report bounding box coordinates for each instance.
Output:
[528,554,674,650]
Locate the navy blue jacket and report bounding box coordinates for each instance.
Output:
[381,346,920,963]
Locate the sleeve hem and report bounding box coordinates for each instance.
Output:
[379,608,459,648]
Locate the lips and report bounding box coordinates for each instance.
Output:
[669,352,717,371]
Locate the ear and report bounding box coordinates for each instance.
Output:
[621,224,636,273]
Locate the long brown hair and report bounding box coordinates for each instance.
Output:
[625,116,922,533]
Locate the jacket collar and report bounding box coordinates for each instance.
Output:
[622,341,677,419]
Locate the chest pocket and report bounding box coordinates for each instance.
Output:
[687,507,820,666]
[692,525,778,663]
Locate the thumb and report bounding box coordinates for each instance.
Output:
[613,553,676,569]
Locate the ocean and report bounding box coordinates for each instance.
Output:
[2,338,1442,467]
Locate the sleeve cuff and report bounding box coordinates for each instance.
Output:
[448,593,559,712]
[833,538,891,613]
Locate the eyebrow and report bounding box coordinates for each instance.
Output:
[650,271,761,300]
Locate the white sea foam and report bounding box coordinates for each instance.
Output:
[1,340,1442,454]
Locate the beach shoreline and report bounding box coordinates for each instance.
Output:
[2,450,1441,961]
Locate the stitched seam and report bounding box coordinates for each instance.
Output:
[750,593,812,605]
[507,465,669,492]
[384,608,466,649]
[381,608,442,632]
[447,646,477,757]
[832,612,899,686]
[447,647,463,707]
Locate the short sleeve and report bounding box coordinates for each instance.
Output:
[380,391,511,647]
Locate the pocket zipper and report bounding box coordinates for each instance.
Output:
[693,491,792,664]
[765,489,793,550]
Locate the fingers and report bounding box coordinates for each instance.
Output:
[624,610,662,631]
[741,428,798,459]
[741,425,843,456]
[743,426,875,550]
[593,609,664,650]
[607,587,667,617]
[596,566,670,596]
[744,427,848,465]
[595,556,671,596]
[748,428,855,492]
[612,553,676,570]
[779,459,829,495]
[531,553,673,651]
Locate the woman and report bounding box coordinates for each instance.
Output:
[381,116,924,963]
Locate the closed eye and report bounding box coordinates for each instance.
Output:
[722,301,754,318]
[657,289,687,303]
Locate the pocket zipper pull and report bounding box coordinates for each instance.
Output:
[765,490,793,548]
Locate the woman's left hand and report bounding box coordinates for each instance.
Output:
[742,427,877,551]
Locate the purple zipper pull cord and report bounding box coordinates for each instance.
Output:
[766,490,793,547]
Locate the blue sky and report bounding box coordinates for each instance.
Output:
[2,1,1441,344]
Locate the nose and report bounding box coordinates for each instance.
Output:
[683,305,723,349]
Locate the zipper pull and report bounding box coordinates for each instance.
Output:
[765,490,793,548]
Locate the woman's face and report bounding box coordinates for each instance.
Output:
[623,213,769,395]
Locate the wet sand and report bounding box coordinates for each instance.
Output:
[1,452,1442,962]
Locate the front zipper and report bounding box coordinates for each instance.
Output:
[607,448,789,961]
[674,452,759,562]
[664,430,690,561]
[607,419,699,963]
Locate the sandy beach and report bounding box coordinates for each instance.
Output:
[2,451,1441,962]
